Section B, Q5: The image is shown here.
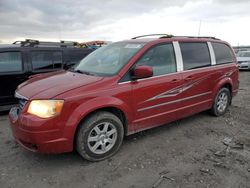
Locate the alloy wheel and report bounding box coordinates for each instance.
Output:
[87,122,117,155]
[216,92,228,113]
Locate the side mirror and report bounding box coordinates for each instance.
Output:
[132,65,153,80]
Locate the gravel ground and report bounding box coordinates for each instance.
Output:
[0,72,249,188]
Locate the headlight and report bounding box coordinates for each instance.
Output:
[27,100,64,118]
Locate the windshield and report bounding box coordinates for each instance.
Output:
[237,51,250,57]
[73,42,145,76]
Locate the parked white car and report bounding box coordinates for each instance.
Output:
[237,51,250,70]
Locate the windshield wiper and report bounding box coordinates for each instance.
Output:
[74,69,96,76]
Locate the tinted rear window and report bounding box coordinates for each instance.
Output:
[180,42,211,70]
[31,51,62,71]
[212,43,234,64]
[0,52,22,73]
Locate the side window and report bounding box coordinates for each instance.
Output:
[31,51,62,71]
[53,52,63,69]
[65,50,88,68]
[180,42,211,70]
[0,52,22,73]
[212,43,234,65]
[136,44,176,76]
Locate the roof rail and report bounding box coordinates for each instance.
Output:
[132,34,173,39]
[60,40,79,46]
[13,39,81,48]
[132,34,219,40]
[159,35,220,40]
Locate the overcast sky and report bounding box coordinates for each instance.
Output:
[0,0,250,46]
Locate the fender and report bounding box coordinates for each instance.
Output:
[212,76,233,100]
[64,96,134,147]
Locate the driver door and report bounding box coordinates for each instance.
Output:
[131,43,184,131]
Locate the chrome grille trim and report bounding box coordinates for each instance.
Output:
[15,91,28,100]
[19,99,27,110]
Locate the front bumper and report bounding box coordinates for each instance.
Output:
[238,63,250,70]
[8,107,72,153]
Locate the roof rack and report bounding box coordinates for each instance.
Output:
[132,34,173,39]
[131,34,220,40]
[13,39,81,48]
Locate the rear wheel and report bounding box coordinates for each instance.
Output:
[76,111,124,161]
[210,87,231,116]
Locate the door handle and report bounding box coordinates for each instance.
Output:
[184,76,193,81]
[170,79,180,83]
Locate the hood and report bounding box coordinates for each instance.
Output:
[236,57,250,62]
[17,71,103,99]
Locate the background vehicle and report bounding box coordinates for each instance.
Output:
[80,40,109,50]
[233,45,250,54]
[9,34,239,161]
[236,50,250,70]
[0,39,93,111]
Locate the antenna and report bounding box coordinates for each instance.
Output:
[198,20,202,37]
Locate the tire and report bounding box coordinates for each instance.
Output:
[76,111,124,161]
[210,87,231,116]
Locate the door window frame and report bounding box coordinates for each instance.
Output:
[178,41,212,71]
[118,41,236,84]
[176,41,235,73]
[118,42,179,83]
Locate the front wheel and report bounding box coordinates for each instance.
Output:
[210,87,231,116]
[76,111,124,161]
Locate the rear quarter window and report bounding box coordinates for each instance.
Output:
[179,42,211,70]
[212,43,234,65]
[0,52,22,73]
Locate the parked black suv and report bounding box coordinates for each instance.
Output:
[0,39,93,111]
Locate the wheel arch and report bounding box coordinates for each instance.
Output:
[76,106,128,133]
[68,97,132,151]
[212,77,233,101]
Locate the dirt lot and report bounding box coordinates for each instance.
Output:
[0,72,249,188]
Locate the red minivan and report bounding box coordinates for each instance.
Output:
[9,34,239,161]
